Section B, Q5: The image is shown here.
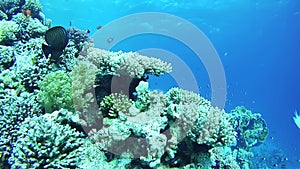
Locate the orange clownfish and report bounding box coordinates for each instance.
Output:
[23,9,31,17]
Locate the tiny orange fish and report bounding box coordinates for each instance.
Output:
[22,9,31,17]
[97,25,102,30]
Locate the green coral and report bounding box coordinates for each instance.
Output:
[229,106,268,150]
[12,13,48,40]
[0,45,15,70]
[0,70,41,166]
[71,60,98,125]
[99,93,133,118]
[8,115,86,169]
[38,71,73,113]
[0,20,19,45]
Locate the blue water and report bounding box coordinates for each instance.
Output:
[41,0,300,167]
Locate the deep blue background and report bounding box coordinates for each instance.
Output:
[41,0,300,166]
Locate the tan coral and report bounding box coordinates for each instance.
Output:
[196,107,237,147]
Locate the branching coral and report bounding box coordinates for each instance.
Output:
[0,45,15,70]
[209,147,240,169]
[117,51,172,78]
[67,27,90,51]
[0,0,25,20]
[22,0,42,18]
[8,115,86,169]
[0,20,19,45]
[12,13,48,40]
[195,107,237,147]
[71,60,99,125]
[0,69,41,166]
[99,93,134,118]
[84,47,121,76]
[83,46,172,78]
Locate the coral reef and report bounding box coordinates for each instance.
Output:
[8,114,86,168]
[0,69,42,167]
[0,0,270,168]
[0,45,15,70]
[100,93,134,118]
[229,106,268,150]
[38,70,73,113]
[0,20,19,45]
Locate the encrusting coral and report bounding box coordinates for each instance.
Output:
[229,106,268,150]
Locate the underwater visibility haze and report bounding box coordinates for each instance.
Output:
[0,0,299,168]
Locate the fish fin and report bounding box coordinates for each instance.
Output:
[50,50,63,63]
[42,44,52,58]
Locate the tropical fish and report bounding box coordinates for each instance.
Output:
[22,9,31,17]
[42,26,69,62]
[107,37,114,44]
[97,25,102,30]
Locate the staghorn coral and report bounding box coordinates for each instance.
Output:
[194,107,237,147]
[84,47,121,76]
[166,87,211,112]
[8,115,86,169]
[0,69,41,166]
